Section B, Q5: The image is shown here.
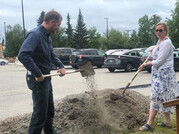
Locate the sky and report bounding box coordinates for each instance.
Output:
[0,0,177,42]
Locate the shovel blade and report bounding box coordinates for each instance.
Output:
[77,61,95,77]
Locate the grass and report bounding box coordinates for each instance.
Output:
[90,113,177,134]
[131,113,176,134]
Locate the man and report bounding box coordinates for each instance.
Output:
[18,10,66,134]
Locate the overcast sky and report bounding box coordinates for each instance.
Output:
[0,0,177,41]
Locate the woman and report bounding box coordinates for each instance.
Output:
[138,22,179,131]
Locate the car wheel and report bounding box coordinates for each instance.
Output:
[71,65,78,69]
[97,65,102,68]
[125,63,133,72]
[108,68,115,72]
[1,61,5,65]
[147,69,151,73]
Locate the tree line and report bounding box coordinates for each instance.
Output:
[3,1,179,57]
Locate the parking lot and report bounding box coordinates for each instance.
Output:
[0,63,179,121]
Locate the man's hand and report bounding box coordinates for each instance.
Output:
[57,68,66,77]
[35,75,44,82]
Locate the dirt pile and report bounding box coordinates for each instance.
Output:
[0,88,149,134]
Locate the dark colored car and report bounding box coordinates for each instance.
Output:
[104,49,144,72]
[69,49,106,69]
[140,49,179,73]
[53,48,75,65]
[51,48,75,70]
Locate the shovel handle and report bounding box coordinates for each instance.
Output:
[44,70,81,78]
[143,52,152,64]
[122,52,152,95]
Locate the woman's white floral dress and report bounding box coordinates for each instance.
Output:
[151,42,179,113]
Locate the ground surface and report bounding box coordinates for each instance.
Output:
[0,87,150,134]
[0,63,153,121]
[2,64,177,133]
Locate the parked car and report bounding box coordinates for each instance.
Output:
[132,48,146,56]
[0,58,8,65]
[140,49,179,73]
[53,47,75,65]
[105,49,128,55]
[104,49,144,72]
[145,45,155,53]
[69,49,106,69]
[51,47,75,69]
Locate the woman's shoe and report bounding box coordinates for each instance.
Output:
[139,124,152,131]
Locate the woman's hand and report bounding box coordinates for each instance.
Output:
[138,63,146,71]
[150,46,155,53]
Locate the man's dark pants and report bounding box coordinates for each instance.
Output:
[26,74,55,134]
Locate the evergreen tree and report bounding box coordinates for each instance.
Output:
[65,13,74,47]
[37,11,45,26]
[73,9,89,49]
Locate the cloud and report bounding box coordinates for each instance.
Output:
[0,0,177,39]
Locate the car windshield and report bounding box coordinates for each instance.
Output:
[72,50,82,55]
[105,50,117,55]
[111,51,124,55]
[143,51,152,57]
[145,45,155,53]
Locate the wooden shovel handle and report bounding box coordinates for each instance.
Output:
[122,52,152,95]
[44,70,81,78]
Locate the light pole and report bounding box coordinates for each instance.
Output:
[125,30,131,37]
[21,0,26,38]
[104,17,109,46]
[4,22,7,45]
[4,22,7,57]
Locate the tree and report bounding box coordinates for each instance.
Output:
[5,24,24,57]
[167,1,179,48]
[137,14,161,48]
[149,14,161,45]
[51,27,67,48]
[107,28,129,49]
[138,15,151,47]
[65,13,74,47]
[37,11,45,26]
[87,27,103,49]
[73,9,89,49]
[129,30,139,48]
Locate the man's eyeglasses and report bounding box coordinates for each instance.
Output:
[155,29,163,33]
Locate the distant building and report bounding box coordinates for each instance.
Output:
[0,44,3,57]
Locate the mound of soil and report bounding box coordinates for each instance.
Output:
[0,89,149,134]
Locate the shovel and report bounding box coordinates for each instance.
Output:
[44,61,95,78]
[122,52,152,95]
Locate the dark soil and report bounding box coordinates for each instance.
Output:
[0,89,149,134]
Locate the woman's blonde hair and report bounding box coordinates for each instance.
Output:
[155,22,168,35]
